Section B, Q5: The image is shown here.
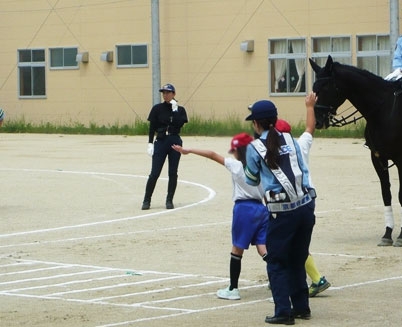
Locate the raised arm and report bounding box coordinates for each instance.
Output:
[305,91,317,136]
[172,144,225,166]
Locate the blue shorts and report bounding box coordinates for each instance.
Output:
[232,199,269,250]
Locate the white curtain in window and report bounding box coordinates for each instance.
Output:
[361,37,377,73]
[317,38,330,52]
[274,59,286,91]
[291,40,305,93]
[273,40,287,91]
[361,36,376,51]
[332,37,350,52]
[378,37,391,76]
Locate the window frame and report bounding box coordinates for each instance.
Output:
[49,47,79,70]
[17,48,46,99]
[356,34,391,77]
[116,43,149,68]
[310,35,352,83]
[268,37,307,96]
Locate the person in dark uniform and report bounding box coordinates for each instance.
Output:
[141,83,188,210]
[244,100,315,325]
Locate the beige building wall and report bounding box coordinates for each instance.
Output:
[0,0,397,126]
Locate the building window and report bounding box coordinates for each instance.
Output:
[310,36,351,84]
[18,49,46,98]
[311,36,351,67]
[49,47,78,69]
[269,38,306,95]
[356,35,391,77]
[116,44,148,67]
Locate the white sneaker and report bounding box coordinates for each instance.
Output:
[216,286,240,300]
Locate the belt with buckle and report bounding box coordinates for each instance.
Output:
[266,193,312,213]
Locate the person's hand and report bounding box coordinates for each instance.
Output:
[170,99,178,111]
[305,91,317,108]
[147,143,154,156]
[385,68,402,81]
[305,91,317,135]
[172,144,189,154]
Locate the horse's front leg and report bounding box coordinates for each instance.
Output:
[371,152,394,246]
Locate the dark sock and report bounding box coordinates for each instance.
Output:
[229,252,242,290]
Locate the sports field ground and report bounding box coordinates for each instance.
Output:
[1,134,401,326]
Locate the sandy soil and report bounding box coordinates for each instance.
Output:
[1,134,402,327]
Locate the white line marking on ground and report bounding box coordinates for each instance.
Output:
[310,251,377,259]
[0,221,229,249]
[0,268,112,286]
[2,257,401,326]
[0,168,395,326]
[328,275,402,290]
[42,275,189,297]
[0,168,216,239]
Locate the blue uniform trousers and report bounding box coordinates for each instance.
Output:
[151,135,182,179]
[144,135,182,202]
[266,200,315,317]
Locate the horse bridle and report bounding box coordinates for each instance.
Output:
[314,76,363,127]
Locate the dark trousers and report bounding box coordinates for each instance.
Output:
[266,200,315,317]
[143,135,182,202]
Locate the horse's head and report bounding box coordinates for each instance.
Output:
[309,55,347,129]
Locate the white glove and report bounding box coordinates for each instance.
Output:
[147,143,154,157]
[170,99,178,111]
[385,68,402,81]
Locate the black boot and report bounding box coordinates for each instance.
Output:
[165,198,174,209]
[141,200,151,210]
[166,174,177,209]
[142,176,157,210]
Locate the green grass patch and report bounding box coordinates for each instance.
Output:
[0,114,365,138]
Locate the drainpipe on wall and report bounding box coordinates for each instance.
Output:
[151,0,161,106]
[390,0,399,71]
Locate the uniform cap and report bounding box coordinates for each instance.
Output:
[159,83,176,92]
[275,119,291,133]
[229,132,253,153]
[245,100,277,121]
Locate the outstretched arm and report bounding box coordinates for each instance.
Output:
[305,91,317,136]
[172,144,225,166]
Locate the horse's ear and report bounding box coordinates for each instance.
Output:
[309,58,321,73]
[325,55,333,71]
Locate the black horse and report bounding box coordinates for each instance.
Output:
[309,55,402,247]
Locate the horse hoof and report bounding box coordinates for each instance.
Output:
[393,238,402,247]
[377,238,393,246]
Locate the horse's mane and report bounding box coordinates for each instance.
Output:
[332,62,389,92]
[330,61,398,112]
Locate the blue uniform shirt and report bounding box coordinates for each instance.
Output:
[244,130,311,195]
[392,36,402,70]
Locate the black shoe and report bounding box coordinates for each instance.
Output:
[265,315,295,325]
[291,309,311,320]
[141,201,150,210]
[166,200,174,209]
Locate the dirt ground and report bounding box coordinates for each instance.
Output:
[1,133,402,327]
